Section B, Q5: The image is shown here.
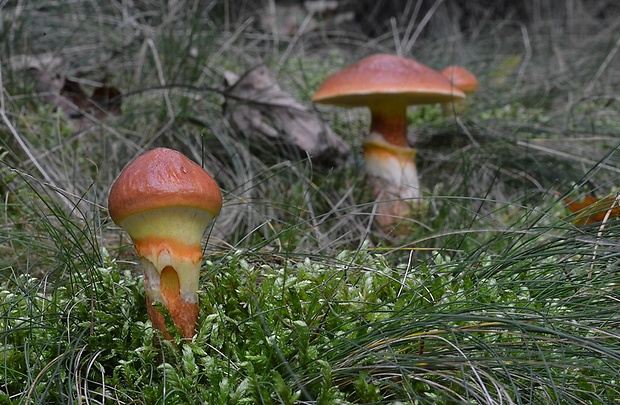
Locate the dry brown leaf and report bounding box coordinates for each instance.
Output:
[59,77,92,117]
[90,85,122,116]
[29,68,122,124]
[223,65,350,166]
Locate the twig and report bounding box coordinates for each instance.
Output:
[516,140,620,174]
[397,248,414,297]
[589,191,620,278]
[515,24,532,89]
[277,9,316,68]
[403,0,444,55]
[143,38,175,146]
[585,35,620,94]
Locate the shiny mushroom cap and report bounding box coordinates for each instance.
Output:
[312,54,465,107]
[440,66,479,94]
[108,147,222,226]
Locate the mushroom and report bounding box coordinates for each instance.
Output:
[312,54,465,231]
[108,148,222,340]
[564,193,620,225]
[440,66,479,115]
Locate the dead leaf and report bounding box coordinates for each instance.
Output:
[564,193,620,225]
[11,53,64,72]
[60,77,92,118]
[90,85,122,116]
[29,67,122,124]
[223,65,350,166]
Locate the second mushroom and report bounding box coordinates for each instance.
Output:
[440,65,479,115]
[312,54,465,231]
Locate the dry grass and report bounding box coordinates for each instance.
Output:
[0,1,617,252]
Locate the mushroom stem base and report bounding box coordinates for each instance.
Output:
[146,293,198,341]
[363,134,422,231]
[141,256,200,340]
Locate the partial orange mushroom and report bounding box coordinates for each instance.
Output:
[312,54,465,231]
[440,65,479,114]
[108,148,222,340]
[564,193,620,225]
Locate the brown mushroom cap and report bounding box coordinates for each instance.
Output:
[312,54,465,107]
[108,148,222,225]
[440,66,479,93]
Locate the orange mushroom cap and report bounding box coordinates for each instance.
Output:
[108,147,222,225]
[440,66,479,94]
[312,54,465,107]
